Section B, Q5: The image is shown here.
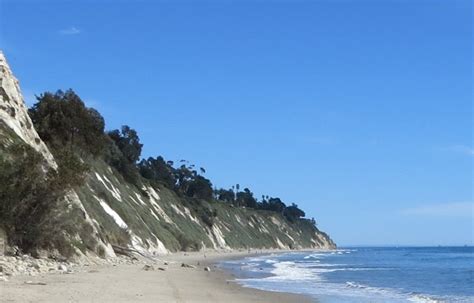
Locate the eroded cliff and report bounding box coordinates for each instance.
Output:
[0,51,335,260]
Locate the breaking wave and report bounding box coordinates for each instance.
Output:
[222,247,473,303]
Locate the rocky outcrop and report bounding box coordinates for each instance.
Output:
[0,51,56,168]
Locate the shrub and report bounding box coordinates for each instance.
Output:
[200,208,218,228]
[97,245,106,258]
[0,141,89,256]
[176,234,201,251]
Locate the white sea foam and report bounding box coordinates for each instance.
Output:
[346,281,366,288]
[266,261,321,281]
[247,257,266,262]
[304,253,327,259]
[238,263,456,303]
[227,250,471,303]
[345,281,393,294]
[408,294,444,303]
[240,264,424,302]
[337,249,358,253]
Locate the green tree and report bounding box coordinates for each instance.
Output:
[139,156,176,188]
[29,89,105,155]
[174,164,193,194]
[186,175,213,200]
[105,126,143,186]
[215,188,235,203]
[260,197,286,213]
[284,203,306,222]
[236,188,257,208]
[107,125,143,163]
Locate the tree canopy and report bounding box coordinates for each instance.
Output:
[28,89,314,228]
[284,203,306,222]
[29,89,105,155]
[186,175,213,200]
[108,125,143,164]
[236,188,257,208]
[139,156,176,188]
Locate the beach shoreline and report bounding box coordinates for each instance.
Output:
[1,249,317,303]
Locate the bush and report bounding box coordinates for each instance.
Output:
[0,141,90,256]
[97,245,106,258]
[176,233,201,251]
[199,208,217,228]
[186,200,218,228]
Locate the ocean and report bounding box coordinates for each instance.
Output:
[220,247,474,303]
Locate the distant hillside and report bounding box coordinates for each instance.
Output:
[0,51,335,259]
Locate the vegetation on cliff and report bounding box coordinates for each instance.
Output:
[0,88,334,257]
[0,122,93,256]
[29,90,313,223]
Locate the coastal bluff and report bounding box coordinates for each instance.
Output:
[0,50,335,262]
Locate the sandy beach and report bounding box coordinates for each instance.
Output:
[0,250,314,303]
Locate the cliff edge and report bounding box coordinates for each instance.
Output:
[0,51,335,260]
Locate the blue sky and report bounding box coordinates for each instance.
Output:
[1,0,472,246]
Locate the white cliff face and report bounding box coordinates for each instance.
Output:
[0,51,116,258]
[0,51,56,168]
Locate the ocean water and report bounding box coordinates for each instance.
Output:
[220,247,474,303]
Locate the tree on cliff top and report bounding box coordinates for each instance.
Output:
[106,125,143,186]
[29,89,105,156]
[186,175,213,200]
[284,203,306,222]
[139,156,176,188]
[108,125,143,164]
[236,188,258,208]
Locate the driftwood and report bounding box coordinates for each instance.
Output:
[111,244,141,257]
[25,281,47,286]
[111,244,154,261]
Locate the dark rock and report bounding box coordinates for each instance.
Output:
[142,265,154,271]
[181,263,196,269]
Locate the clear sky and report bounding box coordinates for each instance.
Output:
[1,0,472,246]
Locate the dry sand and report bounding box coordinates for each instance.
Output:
[0,250,314,303]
